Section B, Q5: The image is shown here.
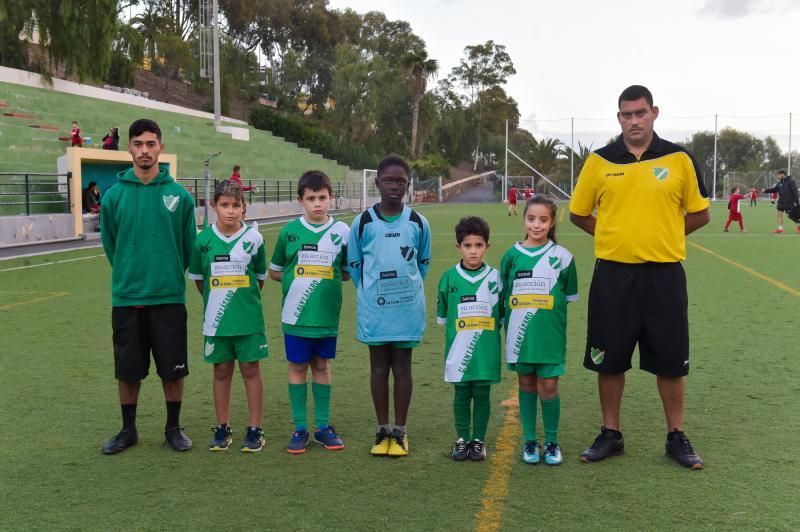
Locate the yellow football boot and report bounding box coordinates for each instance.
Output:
[370,428,391,456]
[387,430,409,457]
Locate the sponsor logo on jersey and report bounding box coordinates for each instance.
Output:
[590,347,605,365]
[385,232,400,237]
[460,295,477,303]
[377,297,386,306]
[162,195,179,212]
[331,233,342,245]
[214,254,230,262]
[302,244,318,251]
[380,270,397,279]
[548,256,562,270]
[400,246,416,261]
[653,167,669,181]
[515,270,532,279]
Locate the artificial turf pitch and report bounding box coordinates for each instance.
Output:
[1,201,797,530]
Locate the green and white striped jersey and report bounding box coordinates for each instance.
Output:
[500,241,578,365]
[269,216,349,337]
[188,223,267,337]
[436,263,503,384]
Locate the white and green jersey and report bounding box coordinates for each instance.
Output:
[188,223,267,337]
[436,263,503,384]
[500,241,578,365]
[269,216,349,337]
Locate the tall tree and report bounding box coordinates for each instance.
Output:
[402,50,437,159]
[450,40,516,170]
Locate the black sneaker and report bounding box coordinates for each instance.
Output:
[469,439,486,461]
[102,429,138,455]
[451,438,469,461]
[665,429,704,470]
[164,427,192,452]
[579,426,624,463]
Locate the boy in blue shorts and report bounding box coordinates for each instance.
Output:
[188,180,268,452]
[348,154,432,457]
[269,171,350,454]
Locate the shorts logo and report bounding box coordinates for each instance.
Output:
[683,360,689,368]
[548,256,562,270]
[173,363,186,371]
[590,347,605,365]
[653,167,669,181]
[259,344,268,351]
[205,341,215,357]
[163,195,179,212]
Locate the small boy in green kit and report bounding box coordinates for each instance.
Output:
[188,180,268,452]
[436,216,503,461]
[269,171,350,454]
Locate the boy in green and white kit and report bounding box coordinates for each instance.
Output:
[269,171,349,454]
[188,180,268,452]
[437,216,503,462]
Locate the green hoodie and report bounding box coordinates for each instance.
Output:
[101,167,197,307]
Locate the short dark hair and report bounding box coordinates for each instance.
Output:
[233,165,241,173]
[618,85,654,109]
[297,170,333,197]
[731,187,738,193]
[455,216,490,244]
[214,179,244,202]
[777,169,787,176]
[129,119,162,141]
[377,154,410,178]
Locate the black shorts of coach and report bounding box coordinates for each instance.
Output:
[584,259,690,377]
[112,304,189,382]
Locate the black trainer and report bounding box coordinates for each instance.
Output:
[451,438,469,461]
[665,429,704,470]
[164,427,192,452]
[469,439,486,461]
[102,429,138,455]
[579,426,624,463]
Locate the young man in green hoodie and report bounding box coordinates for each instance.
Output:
[100,119,197,454]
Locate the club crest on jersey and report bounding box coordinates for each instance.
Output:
[590,347,605,365]
[653,167,669,181]
[548,256,562,270]
[400,246,416,261]
[330,233,342,245]
[162,195,179,212]
[488,280,499,294]
[242,240,255,254]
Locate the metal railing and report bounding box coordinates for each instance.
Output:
[177,178,370,208]
[0,172,71,216]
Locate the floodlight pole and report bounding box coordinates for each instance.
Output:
[712,114,718,200]
[362,169,368,209]
[203,151,222,222]
[570,117,574,196]
[212,0,221,127]
[504,119,509,203]
[789,112,793,174]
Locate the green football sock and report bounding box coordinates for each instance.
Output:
[312,382,331,428]
[453,384,472,441]
[519,390,539,442]
[288,382,308,431]
[541,395,561,443]
[471,384,491,441]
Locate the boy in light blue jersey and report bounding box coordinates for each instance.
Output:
[348,154,431,457]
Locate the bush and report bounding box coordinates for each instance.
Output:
[249,107,380,168]
[411,153,450,179]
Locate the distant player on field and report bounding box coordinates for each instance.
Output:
[100,119,196,454]
[507,184,519,216]
[501,195,578,466]
[724,187,746,232]
[437,216,502,462]
[749,186,758,207]
[570,85,709,469]
[523,184,533,200]
[188,180,268,452]
[269,171,350,454]
[763,170,800,233]
[348,154,431,458]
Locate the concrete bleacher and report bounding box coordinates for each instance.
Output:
[0,81,350,180]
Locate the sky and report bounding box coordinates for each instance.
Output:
[327,0,800,151]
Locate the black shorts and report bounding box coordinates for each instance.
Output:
[583,260,690,377]
[112,304,189,382]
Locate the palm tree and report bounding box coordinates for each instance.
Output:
[402,50,438,159]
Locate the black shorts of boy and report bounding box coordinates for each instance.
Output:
[112,304,189,382]
[583,260,690,377]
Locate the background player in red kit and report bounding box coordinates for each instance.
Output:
[724,187,746,232]
[749,186,758,207]
[507,184,518,215]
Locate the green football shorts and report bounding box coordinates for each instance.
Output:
[203,333,268,364]
[507,362,565,379]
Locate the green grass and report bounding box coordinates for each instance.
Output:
[1,201,798,530]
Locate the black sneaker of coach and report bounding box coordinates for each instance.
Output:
[164,427,193,452]
[665,429,704,470]
[579,426,624,463]
[102,429,138,455]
